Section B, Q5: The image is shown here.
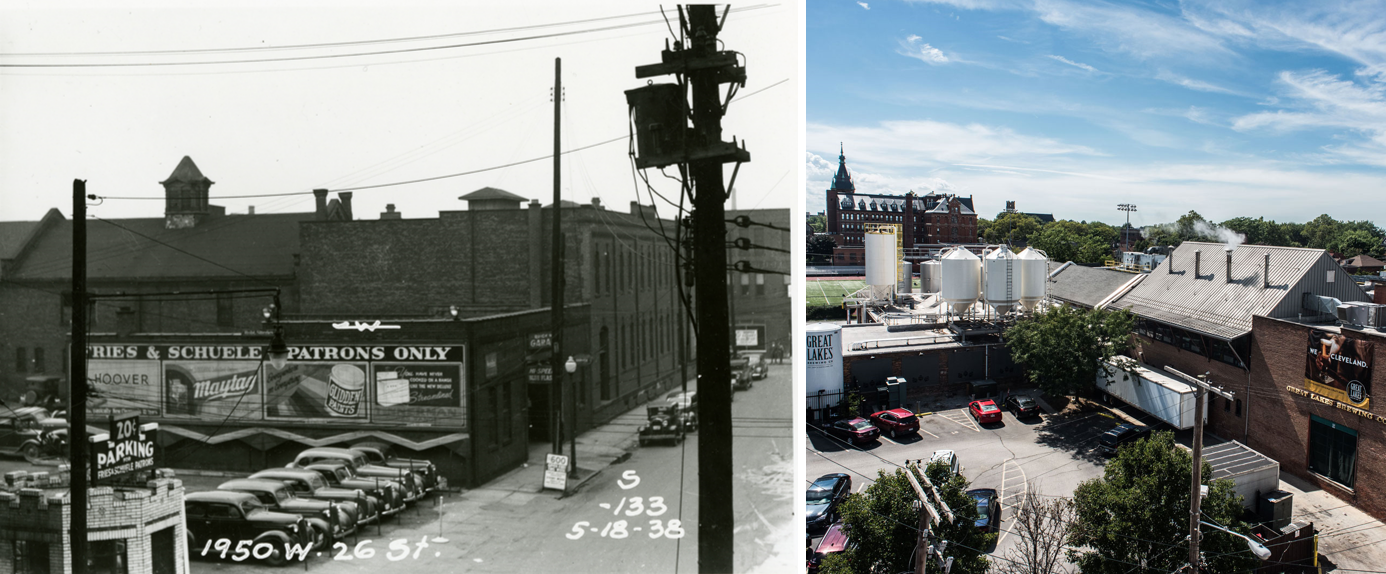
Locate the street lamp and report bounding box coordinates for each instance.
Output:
[1198,520,1271,561]
[262,298,289,370]
[565,356,578,476]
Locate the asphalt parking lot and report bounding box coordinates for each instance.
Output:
[805,398,1130,559]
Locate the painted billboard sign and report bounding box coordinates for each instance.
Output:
[86,359,161,416]
[264,362,370,420]
[163,360,264,420]
[1305,328,1375,409]
[371,363,465,427]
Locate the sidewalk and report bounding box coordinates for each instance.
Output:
[484,397,654,497]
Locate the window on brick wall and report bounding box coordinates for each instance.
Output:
[599,327,611,401]
[89,539,128,574]
[756,273,765,296]
[33,348,44,373]
[486,386,499,448]
[1310,415,1357,487]
[13,539,51,574]
[15,347,26,373]
[740,273,751,296]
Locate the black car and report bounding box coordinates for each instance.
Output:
[966,488,1000,532]
[185,491,314,567]
[1003,395,1040,419]
[806,473,852,533]
[1098,423,1150,455]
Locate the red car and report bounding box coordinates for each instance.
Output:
[968,400,1002,424]
[868,409,919,438]
[824,417,880,446]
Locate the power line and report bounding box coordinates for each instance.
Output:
[88,216,281,288]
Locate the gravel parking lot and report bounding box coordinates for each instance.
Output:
[805,398,1130,559]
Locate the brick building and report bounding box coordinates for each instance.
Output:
[726,208,792,354]
[1106,242,1386,520]
[0,157,788,488]
[0,471,186,574]
[821,146,979,266]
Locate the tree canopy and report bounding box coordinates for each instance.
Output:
[1068,431,1259,574]
[1003,304,1135,398]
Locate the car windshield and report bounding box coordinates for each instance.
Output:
[895,412,916,422]
[354,455,369,467]
[241,499,263,514]
[974,495,990,509]
[336,468,352,481]
[980,404,998,412]
[274,488,290,503]
[807,490,832,504]
[850,420,873,430]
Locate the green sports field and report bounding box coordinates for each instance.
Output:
[805,279,922,306]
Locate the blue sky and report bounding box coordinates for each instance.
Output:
[807,0,1386,228]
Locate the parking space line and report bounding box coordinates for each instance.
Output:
[880,435,900,446]
[996,459,1027,547]
[917,427,939,439]
[939,409,980,432]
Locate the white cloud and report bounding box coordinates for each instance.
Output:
[1154,70,1248,96]
[858,1,870,9]
[1031,0,1230,61]
[1231,70,1386,164]
[809,120,1100,169]
[897,36,950,64]
[1182,1,1386,73]
[1047,54,1098,73]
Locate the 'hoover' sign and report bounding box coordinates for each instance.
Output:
[90,414,157,482]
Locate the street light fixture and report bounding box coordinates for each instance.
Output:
[564,356,578,477]
[262,297,289,369]
[1198,520,1272,561]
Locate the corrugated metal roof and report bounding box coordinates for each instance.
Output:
[1045,261,1141,309]
[1108,242,1368,340]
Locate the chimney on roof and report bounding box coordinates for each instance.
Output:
[1226,251,1232,284]
[1195,250,1202,277]
[248,206,255,215]
[339,192,353,220]
[630,201,641,215]
[313,189,329,220]
[380,204,401,220]
[591,197,602,210]
[1264,253,1270,288]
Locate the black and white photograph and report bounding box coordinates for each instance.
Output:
[0,2,799,573]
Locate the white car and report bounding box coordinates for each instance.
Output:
[929,449,959,476]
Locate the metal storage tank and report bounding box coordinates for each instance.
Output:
[921,260,942,293]
[1017,247,1048,312]
[864,230,897,288]
[804,323,844,398]
[940,247,981,314]
[897,260,912,294]
[983,247,1020,315]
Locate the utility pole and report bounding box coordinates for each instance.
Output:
[550,57,565,464]
[904,462,954,574]
[629,6,748,571]
[71,179,88,574]
[1164,366,1235,574]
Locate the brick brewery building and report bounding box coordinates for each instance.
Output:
[1106,242,1386,521]
[819,146,979,266]
[0,157,788,487]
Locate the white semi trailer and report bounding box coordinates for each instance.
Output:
[1096,360,1207,430]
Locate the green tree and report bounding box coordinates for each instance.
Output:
[983,212,1042,245]
[923,462,993,574]
[808,235,837,256]
[1302,214,1340,250]
[1028,224,1081,263]
[1175,210,1208,242]
[808,214,826,233]
[1067,431,1259,574]
[1003,305,1135,398]
[1332,229,1379,259]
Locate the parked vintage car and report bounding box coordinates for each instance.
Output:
[184,491,314,567]
[288,447,423,502]
[0,406,59,460]
[638,406,685,446]
[298,460,406,516]
[747,354,769,380]
[664,391,698,431]
[350,441,439,493]
[216,479,354,549]
[249,468,381,525]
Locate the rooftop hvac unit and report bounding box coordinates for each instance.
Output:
[1304,293,1342,316]
[1337,302,1385,328]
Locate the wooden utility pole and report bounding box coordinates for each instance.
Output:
[550,58,565,463]
[1164,366,1235,574]
[687,7,734,571]
[71,179,88,574]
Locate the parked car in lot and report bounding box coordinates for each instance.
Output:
[748,355,769,380]
[0,406,58,460]
[868,408,919,438]
[664,390,698,431]
[824,418,880,446]
[929,449,959,476]
[806,473,852,533]
[249,468,381,525]
[288,447,423,502]
[807,522,851,574]
[1003,394,1040,419]
[968,400,1002,424]
[966,488,1000,532]
[216,479,354,549]
[350,441,439,493]
[299,460,406,516]
[185,491,314,567]
[1098,423,1150,455]
[731,371,753,391]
